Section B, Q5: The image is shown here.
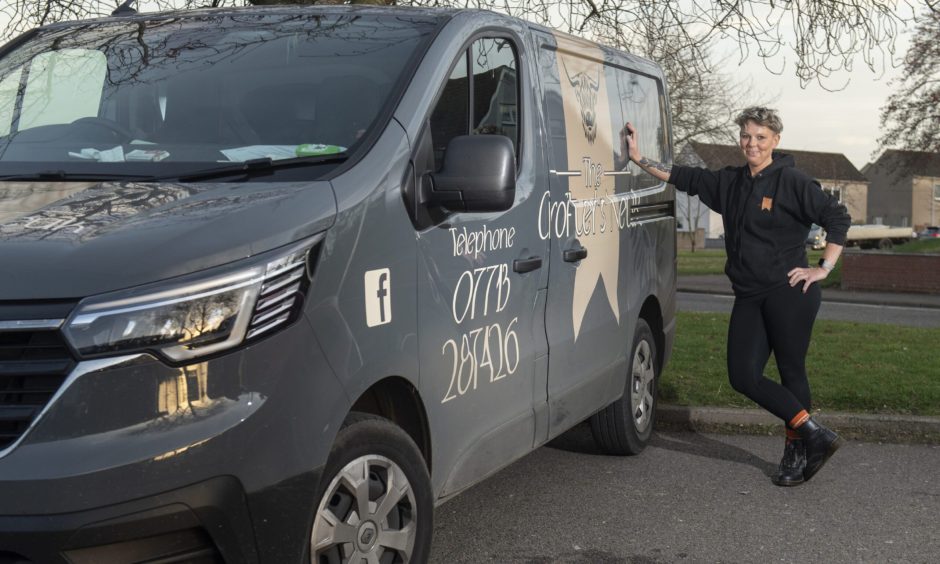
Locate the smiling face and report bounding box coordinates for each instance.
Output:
[739,120,780,174]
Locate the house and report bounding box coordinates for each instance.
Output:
[675,142,869,242]
[864,150,940,230]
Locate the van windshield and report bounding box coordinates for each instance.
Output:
[0,12,439,178]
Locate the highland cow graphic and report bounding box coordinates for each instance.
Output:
[564,63,601,144]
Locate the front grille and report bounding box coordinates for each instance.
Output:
[0,328,75,451]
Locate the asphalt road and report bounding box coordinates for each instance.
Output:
[430,425,940,563]
[678,291,940,328]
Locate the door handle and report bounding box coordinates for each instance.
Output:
[513,256,543,273]
[563,247,588,262]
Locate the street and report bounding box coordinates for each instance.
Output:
[678,292,940,328]
[430,424,940,563]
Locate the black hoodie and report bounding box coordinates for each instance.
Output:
[669,152,851,297]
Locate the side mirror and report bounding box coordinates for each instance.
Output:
[428,135,516,213]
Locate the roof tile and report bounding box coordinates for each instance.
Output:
[869,150,940,178]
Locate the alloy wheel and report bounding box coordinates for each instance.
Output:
[630,339,655,434]
[311,455,417,564]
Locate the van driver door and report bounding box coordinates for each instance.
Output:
[414,35,550,497]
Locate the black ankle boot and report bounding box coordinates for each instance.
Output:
[797,418,842,481]
[770,439,806,486]
[771,439,805,486]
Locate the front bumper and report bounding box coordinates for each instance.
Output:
[0,476,257,563]
[0,320,346,563]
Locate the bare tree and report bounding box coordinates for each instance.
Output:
[672,145,713,253]
[675,192,707,253]
[878,9,940,153]
[650,33,759,253]
[646,24,761,253]
[0,1,927,88]
[654,44,758,148]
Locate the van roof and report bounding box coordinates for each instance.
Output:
[27,5,663,82]
[35,4,662,72]
[37,5,460,31]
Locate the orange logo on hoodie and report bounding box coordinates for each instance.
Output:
[761,197,773,211]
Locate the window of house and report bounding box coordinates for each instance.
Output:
[822,185,843,203]
[429,37,519,170]
[933,184,940,201]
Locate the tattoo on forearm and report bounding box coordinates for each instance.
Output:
[639,157,672,173]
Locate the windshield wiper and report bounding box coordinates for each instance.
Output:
[0,170,158,182]
[154,153,348,183]
[0,153,349,183]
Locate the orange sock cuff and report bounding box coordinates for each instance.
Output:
[789,410,810,429]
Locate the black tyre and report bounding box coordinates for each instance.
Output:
[310,413,432,564]
[877,238,893,250]
[589,318,659,455]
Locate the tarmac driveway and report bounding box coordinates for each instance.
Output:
[431,424,940,563]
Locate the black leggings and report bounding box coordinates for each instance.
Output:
[727,282,822,424]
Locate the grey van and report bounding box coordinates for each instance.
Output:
[0,5,676,563]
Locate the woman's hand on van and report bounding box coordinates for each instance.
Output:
[623,122,642,163]
[624,122,672,182]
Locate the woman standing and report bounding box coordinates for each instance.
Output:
[625,107,851,486]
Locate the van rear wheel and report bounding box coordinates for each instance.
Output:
[589,318,658,455]
[310,413,432,564]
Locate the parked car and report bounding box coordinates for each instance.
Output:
[806,224,826,250]
[916,226,940,239]
[0,5,677,563]
[808,224,915,250]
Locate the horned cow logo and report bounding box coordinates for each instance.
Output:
[564,63,601,144]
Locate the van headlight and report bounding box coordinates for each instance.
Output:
[63,238,320,363]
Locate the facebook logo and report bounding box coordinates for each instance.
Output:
[364,268,392,327]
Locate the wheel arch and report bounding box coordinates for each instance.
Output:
[639,295,665,373]
[350,376,432,474]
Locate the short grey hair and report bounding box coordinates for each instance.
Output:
[735,106,783,134]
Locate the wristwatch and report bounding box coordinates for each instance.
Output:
[818,258,835,272]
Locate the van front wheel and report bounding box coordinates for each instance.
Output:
[310,413,432,564]
[589,319,658,455]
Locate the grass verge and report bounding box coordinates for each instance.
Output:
[660,311,940,416]
[678,249,841,288]
[892,238,940,253]
[677,249,726,276]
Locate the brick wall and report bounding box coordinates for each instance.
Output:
[841,251,940,294]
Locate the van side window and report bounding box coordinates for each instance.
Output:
[613,69,668,191]
[429,51,469,169]
[471,38,518,152]
[429,37,519,170]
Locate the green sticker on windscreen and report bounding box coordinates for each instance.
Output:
[296,144,346,157]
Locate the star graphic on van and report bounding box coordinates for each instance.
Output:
[558,52,621,340]
[568,185,621,341]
